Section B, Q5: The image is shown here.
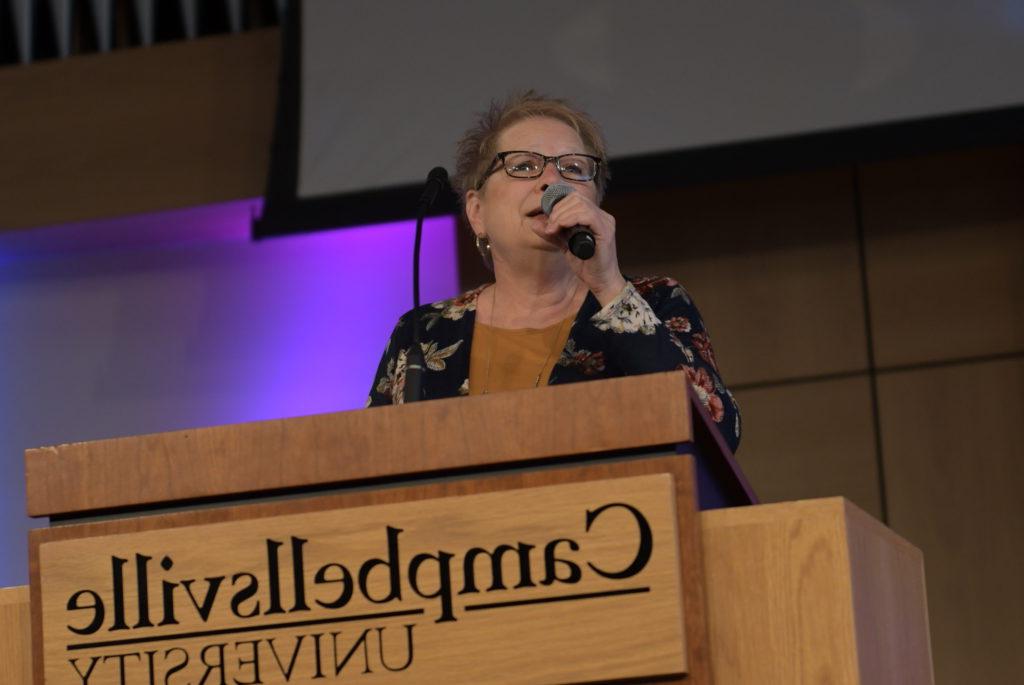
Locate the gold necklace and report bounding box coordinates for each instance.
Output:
[480,281,579,394]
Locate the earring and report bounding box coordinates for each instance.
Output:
[474,234,494,271]
[475,234,491,259]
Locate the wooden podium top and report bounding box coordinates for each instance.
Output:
[26,371,745,518]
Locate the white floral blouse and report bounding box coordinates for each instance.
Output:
[367,276,741,453]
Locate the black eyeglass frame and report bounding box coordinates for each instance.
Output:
[476,151,603,190]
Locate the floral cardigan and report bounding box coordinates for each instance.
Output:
[367,275,741,454]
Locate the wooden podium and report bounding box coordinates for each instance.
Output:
[4,372,932,683]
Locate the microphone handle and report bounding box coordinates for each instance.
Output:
[567,226,596,260]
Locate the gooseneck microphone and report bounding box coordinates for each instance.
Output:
[541,183,596,260]
[404,166,449,404]
[418,166,449,212]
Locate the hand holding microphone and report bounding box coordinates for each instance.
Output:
[541,183,596,260]
[538,182,626,306]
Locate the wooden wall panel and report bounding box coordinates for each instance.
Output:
[861,145,1024,366]
[731,376,883,519]
[607,167,867,386]
[0,29,279,231]
[878,358,1024,685]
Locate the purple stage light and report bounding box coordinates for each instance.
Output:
[0,199,461,432]
[0,198,462,589]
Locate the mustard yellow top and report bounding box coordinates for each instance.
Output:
[469,314,575,395]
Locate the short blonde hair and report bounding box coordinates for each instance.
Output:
[453,91,610,204]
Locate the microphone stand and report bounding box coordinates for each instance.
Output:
[403,167,448,403]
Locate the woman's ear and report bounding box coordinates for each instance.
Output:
[464,189,484,237]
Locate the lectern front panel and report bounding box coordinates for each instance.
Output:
[30,456,708,684]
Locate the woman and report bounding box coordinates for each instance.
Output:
[367,92,741,453]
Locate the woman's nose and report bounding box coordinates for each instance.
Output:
[538,160,561,190]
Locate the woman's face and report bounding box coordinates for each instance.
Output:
[466,117,598,260]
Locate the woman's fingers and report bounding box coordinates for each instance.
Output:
[543,194,614,241]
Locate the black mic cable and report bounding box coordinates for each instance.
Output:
[403,166,449,404]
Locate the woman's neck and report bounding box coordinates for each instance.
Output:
[483,254,583,329]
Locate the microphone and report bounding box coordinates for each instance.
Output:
[418,166,449,211]
[405,166,449,404]
[541,183,596,260]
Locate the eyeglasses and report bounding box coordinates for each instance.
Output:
[477,151,602,189]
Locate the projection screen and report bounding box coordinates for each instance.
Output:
[256,0,1024,234]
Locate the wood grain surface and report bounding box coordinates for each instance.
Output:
[25,494,933,684]
[0,29,278,231]
[25,372,695,517]
[878,359,1022,684]
[0,586,32,684]
[844,501,934,683]
[30,455,709,685]
[608,167,868,387]
[701,497,933,684]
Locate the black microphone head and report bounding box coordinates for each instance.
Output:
[426,166,449,185]
[541,183,574,216]
[419,166,450,209]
